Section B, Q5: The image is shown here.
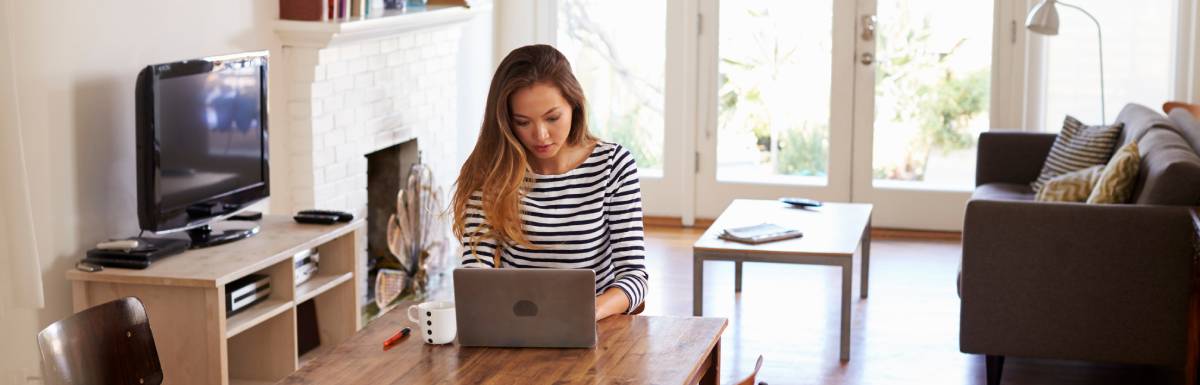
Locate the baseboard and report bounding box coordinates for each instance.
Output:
[643,216,714,228]
[871,228,961,241]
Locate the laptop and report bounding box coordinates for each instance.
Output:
[453,268,597,348]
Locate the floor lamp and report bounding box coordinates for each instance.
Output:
[1026,0,1107,122]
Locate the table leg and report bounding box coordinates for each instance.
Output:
[861,215,871,299]
[734,260,743,293]
[694,254,704,317]
[700,337,721,385]
[840,259,852,361]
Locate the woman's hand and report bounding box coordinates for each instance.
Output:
[594,287,631,321]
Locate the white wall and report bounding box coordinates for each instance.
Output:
[1,0,46,382]
[4,1,285,382]
[1,1,496,382]
[456,6,496,166]
[494,0,552,65]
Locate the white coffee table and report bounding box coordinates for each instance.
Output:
[692,199,873,361]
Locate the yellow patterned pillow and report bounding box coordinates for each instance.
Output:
[1087,141,1140,204]
[1035,165,1103,202]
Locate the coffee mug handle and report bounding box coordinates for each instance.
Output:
[407,305,420,323]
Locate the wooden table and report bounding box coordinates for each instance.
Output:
[693,199,872,361]
[277,301,729,385]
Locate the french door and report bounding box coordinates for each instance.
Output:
[693,0,857,220]
[694,0,998,230]
[548,0,1194,230]
[548,0,1170,230]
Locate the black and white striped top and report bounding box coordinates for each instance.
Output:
[460,142,648,313]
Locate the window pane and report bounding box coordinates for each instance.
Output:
[872,0,992,190]
[1042,0,1176,131]
[557,0,665,175]
[717,0,832,185]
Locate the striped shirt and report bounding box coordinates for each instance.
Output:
[460,142,649,313]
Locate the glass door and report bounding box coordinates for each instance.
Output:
[695,0,858,219]
[556,0,691,218]
[697,0,994,230]
[850,0,995,230]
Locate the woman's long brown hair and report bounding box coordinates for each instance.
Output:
[452,44,596,265]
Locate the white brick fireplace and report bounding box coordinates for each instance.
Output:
[275,7,482,218]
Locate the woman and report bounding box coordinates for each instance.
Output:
[452,44,648,321]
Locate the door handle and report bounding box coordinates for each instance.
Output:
[860,52,874,65]
[861,14,876,41]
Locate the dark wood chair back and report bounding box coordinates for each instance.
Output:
[37,297,163,385]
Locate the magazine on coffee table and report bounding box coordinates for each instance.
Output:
[719,223,803,244]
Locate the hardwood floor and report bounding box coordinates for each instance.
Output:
[641,225,1178,385]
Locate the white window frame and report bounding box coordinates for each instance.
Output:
[1014,0,1199,132]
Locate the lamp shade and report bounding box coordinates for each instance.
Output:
[1026,0,1060,35]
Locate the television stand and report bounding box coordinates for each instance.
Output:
[67,216,365,385]
[187,223,260,248]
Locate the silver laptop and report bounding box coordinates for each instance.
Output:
[453,268,597,348]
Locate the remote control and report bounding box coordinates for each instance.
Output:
[96,240,140,251]
[297,209,354,222]
[780,197,823,208]
[294,213,340,225]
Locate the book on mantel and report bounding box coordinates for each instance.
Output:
[718,223,803,244]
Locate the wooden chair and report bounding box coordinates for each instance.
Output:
[37,297,163,385]
[1164,101,1200,118]
[734,355,766,385]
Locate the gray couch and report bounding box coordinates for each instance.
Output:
[960,103,1200,385]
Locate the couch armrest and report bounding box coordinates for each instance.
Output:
[960,199,1194,365]
[975,131,1057,187]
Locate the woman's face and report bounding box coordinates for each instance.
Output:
[510,82,573,160]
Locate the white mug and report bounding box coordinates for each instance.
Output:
[407,301,456,345]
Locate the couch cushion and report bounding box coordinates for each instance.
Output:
[973,183,1036,201]
[1167,108,1200,153]
[1030,116,1123,192]
[1115,103,1176,146]
[1131,127,1200,205]
[1088,141,1140,204]
[1035,165,1102,202]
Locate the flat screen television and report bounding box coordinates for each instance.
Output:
[136,51,270,247]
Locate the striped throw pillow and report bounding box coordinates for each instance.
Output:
[1031,116,1123,193]
[1087,141,1140,204]
[1035,165,1103,202]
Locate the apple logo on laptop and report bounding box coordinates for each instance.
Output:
[513,300,538,317]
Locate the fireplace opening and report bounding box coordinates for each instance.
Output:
[364,139,420,308]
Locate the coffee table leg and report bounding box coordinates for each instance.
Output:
[840,259,852,361]
[700,337,721,385]
[861,216,871,299]
[694,254,704,316]
[734,260,743,293]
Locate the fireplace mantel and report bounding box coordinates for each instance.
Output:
[275,5,484,48]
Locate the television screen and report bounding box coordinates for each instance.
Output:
[137,51,269,238]
[156,66,264,211]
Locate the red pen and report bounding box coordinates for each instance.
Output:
[382,327,412,351]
